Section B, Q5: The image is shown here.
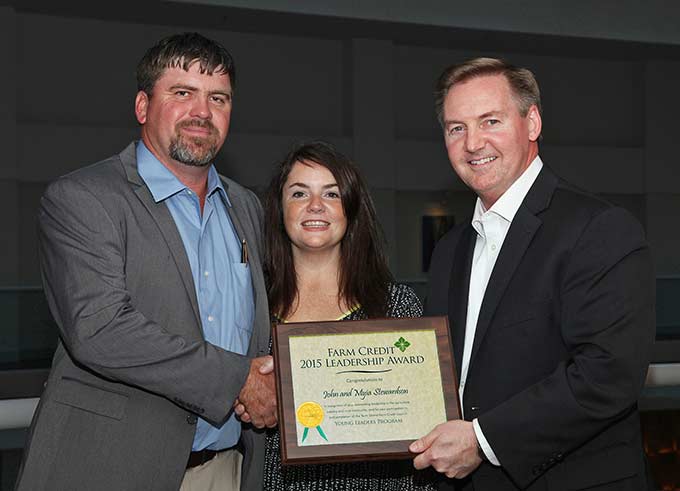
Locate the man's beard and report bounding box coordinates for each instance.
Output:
[169,120,220,167]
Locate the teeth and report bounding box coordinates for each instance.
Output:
[469,156,496,165]
[302,221,329,227]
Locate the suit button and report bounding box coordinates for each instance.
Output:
[186,415,197,425]
[532,466,541,476]
[555,453,564,461]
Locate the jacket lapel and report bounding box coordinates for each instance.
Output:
[119,143,202,331]
[469,166,558,366]
[448,224,476,377]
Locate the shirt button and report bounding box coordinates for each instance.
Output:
[204,271,210,277]
[207,315,214,322]
[186,415,197,425]
[490,244,497,251]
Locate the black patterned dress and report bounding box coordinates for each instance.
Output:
[263,283,437,491]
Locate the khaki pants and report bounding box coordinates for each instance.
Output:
[180,449,242,491]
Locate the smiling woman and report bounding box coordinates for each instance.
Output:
[261,141,434,490]
[264,141,396,322]
[282,161,348,257]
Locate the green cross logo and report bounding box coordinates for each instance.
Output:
[394,337,411,352]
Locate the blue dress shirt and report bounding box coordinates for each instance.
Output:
[137,141,255,451]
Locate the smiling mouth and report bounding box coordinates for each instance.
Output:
[301,220,330,227]
[177,120,216,137]
[468,156,497,165]
[181,126,213,137]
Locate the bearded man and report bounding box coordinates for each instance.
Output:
[16,32,275,491]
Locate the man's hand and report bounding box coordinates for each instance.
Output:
[235,355,277,428]
[410,420,482,479]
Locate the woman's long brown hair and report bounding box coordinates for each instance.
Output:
[264,141,393,320]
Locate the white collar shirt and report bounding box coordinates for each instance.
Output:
[462,156,544,465]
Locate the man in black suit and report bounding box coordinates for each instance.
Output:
[409,58,655,490]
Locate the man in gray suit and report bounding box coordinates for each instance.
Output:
[16,32,275,491]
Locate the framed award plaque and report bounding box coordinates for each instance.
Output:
[272,316,460,465]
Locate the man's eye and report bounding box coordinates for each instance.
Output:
[447,125,465,135]
[212,95,229,104]
[175,90,190,97]
[485,119,500,126]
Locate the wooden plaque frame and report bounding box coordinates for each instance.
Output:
[272,316,460,465]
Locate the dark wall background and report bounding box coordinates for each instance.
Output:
[2,0,680,288]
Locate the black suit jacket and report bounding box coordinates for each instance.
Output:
[426,166,655,491]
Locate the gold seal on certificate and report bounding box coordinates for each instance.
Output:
[273,316,460,465]
[296,402,328,443]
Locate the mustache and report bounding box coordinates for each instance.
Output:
[176,119,217,134]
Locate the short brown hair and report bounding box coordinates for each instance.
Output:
[435,57,541,127]
[136,32,235,95]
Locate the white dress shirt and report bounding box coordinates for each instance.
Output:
[461,156,544,466]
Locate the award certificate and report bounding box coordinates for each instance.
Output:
[273,316,459,465]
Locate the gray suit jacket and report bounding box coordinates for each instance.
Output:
[16,142,271,491]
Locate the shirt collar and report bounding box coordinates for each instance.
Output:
[472,155,543,225]
[136,140,228,204]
